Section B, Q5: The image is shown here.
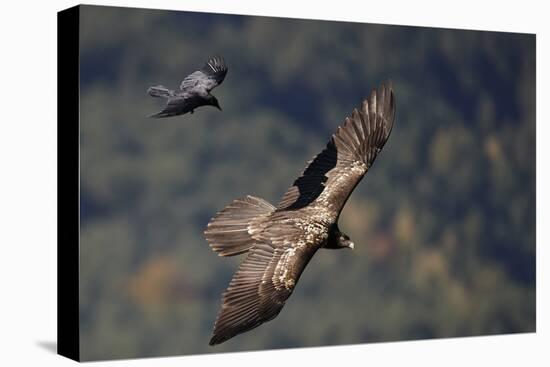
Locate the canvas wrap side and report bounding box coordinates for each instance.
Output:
[57,5,80,362]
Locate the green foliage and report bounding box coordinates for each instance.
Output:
[77,5,535,360]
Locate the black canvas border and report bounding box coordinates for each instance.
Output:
[57,5,80,362]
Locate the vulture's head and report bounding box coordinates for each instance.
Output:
[327,225,355,250]
[337,232,355,250]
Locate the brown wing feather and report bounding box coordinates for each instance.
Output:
[276,82,395,219]
[209,233,318,345]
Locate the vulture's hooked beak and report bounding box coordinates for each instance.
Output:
[348,242,355,250]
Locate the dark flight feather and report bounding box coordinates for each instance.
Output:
[180,55,228,93]
[205,81,396,345]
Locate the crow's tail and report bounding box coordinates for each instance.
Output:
[147,85,173,98]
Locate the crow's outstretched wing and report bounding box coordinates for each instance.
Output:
[148,95,202,118]
[209,225,318,345]
[276,82,396,220]
[180,56,228,94]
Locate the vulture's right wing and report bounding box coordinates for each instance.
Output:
[276,82,396,220]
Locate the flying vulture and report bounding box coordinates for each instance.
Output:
[147,56,228,118]
[204,82,396,345]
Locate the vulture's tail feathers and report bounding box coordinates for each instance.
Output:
[205,196,275,257]
[147,85,173,98]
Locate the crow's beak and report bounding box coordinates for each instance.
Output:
[348,242,355,250]
[217,105,223,111]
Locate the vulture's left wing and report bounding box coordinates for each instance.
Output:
[276,82,396,219]
[209,225,318,345]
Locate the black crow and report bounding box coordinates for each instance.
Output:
[148,56,228,118]
[204,82,396,345]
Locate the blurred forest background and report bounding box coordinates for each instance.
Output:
[77,5,535,361]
